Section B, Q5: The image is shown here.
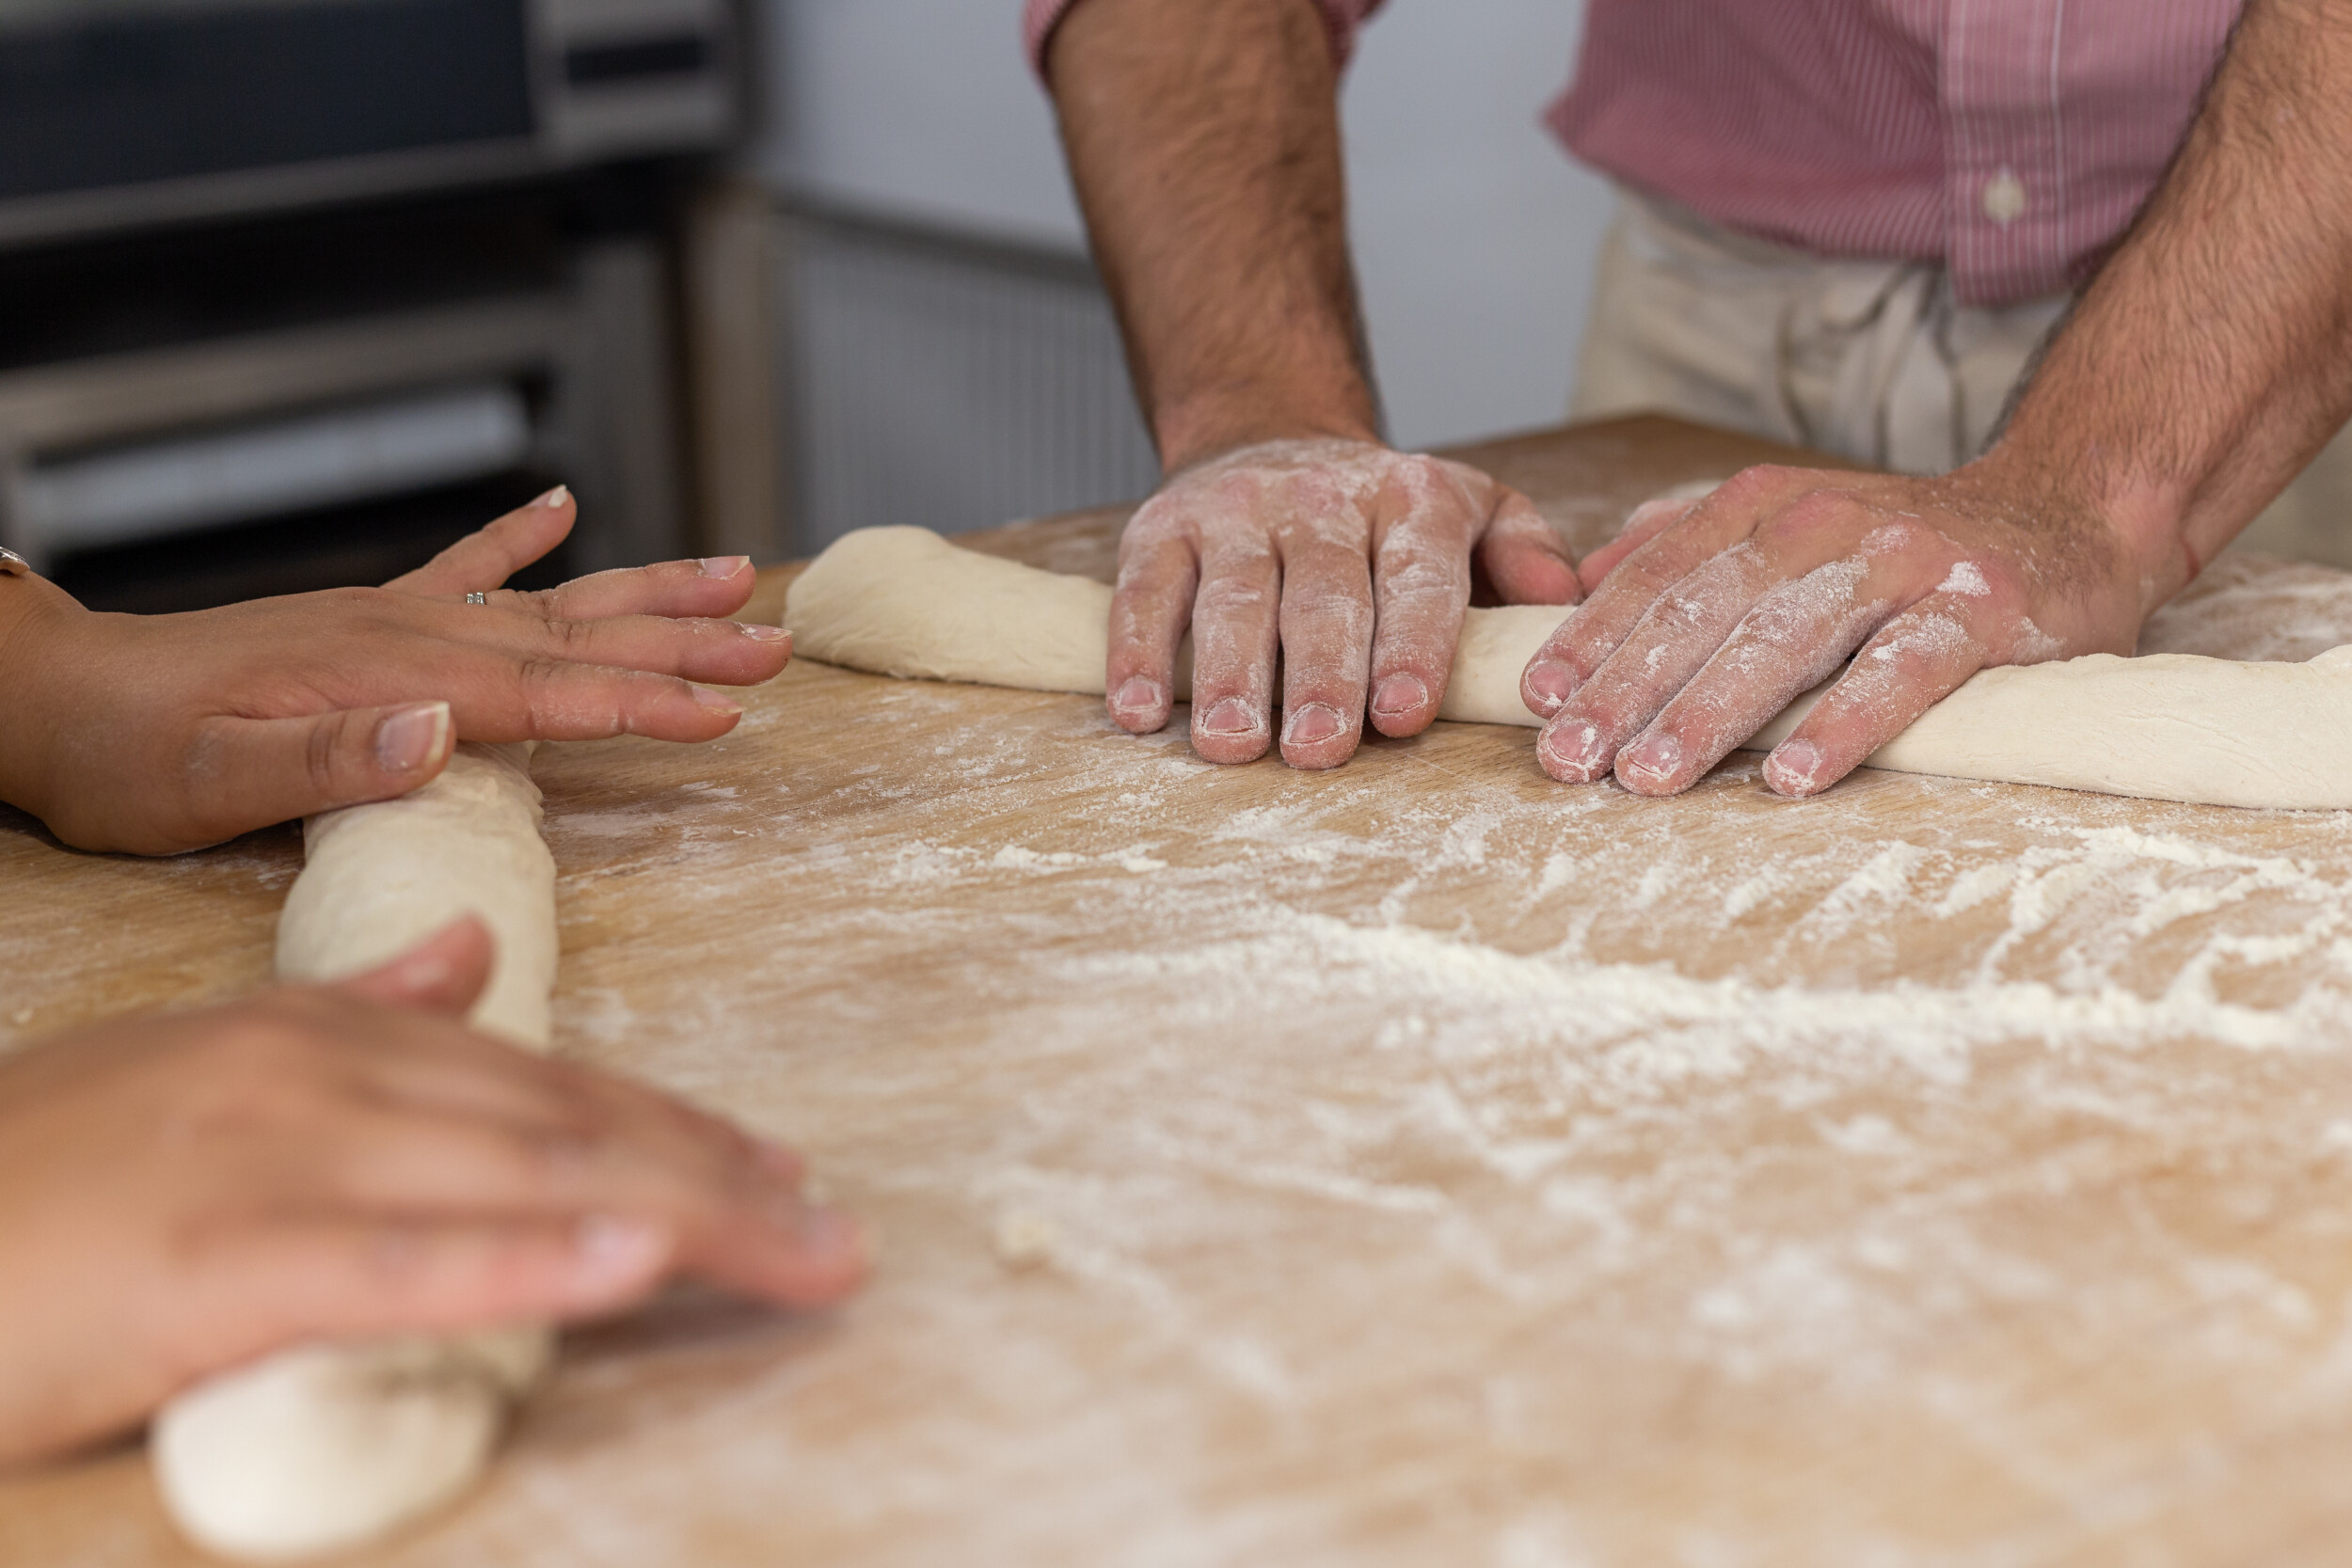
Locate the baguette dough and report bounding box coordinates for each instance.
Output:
[785,526,2352,811]
[153,743,560,1561]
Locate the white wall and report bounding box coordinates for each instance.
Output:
[755,2,1087,247]
[755,0,1617,451]
[1341,1,1613,447]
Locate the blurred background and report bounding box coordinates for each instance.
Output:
[0,0,1613,611]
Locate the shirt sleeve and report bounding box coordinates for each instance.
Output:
[1024,0,1383,80]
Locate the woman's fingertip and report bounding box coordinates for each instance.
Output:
[802,1208,865,1259]
[765,1189,868,1266]
[808,1210,876,1286]
[569,1215,669,1298]
[754,1139,806,1180]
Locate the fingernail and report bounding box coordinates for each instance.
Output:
[766,1186,844,1241]
[571,1215,666,1293]
[699,555,751,578]
[373,702,450,773]
[537,484,571,509]
[795,1207,865,1259]
[739,622,790,642]
[1524,660,1577,716]
[1370,674,1428,719]
[1766,739,1826,796]
[692,687,743,715]
[1539,718,1606,782]
[1111,676,1163,716]
[754,1139,806,1182]
[1199,697,1262,737]
[1618,731,1682,786]
[1281,702,1345,747]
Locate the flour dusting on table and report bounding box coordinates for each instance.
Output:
[384,553,2352,1566]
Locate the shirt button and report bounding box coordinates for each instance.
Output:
[1981,168,2027,227]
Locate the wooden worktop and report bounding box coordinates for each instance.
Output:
[10,416,2352,1565]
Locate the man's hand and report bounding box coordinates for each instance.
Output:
[0,918,866,1470]
[1048,0,1578,767]
[1522,0,2352,799]
[1520,462,2136,796]
[0,488,792,853]
[1110,439,1578,768]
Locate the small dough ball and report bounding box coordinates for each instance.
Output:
[993,1211,1060,1271]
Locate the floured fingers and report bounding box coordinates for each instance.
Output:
[1106,527,1198,734]
[1759,593,2004,797]
[1186,541,1282,764]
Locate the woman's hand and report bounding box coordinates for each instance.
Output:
[0,488,792,853]
[0,918,866,1471]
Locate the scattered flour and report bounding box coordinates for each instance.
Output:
[993,1211,1061,1270]
[230,545,2352,1568]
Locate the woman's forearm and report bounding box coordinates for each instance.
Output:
[0,571,81,826]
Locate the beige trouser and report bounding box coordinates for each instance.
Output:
[1569,190,2352,567]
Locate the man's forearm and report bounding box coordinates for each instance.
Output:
[1990,0,2352,601]
[1046,0,1379,470]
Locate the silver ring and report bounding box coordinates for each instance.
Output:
[0,546,29,578]
[464,591,488,605]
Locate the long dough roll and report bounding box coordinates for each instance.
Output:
[152,743,559,1562]
[785,526,2352,812]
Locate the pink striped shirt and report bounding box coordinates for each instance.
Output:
[1024,0,2242,306]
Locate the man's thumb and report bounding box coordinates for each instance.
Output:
[1479,488,1585,607]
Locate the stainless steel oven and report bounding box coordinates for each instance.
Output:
[0,0,737,245]
[0,0,746,606]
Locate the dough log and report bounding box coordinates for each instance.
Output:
[153,743,560,1562]
[785,526,2352,811]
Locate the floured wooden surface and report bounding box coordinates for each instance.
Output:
[11,418,2352,1565]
